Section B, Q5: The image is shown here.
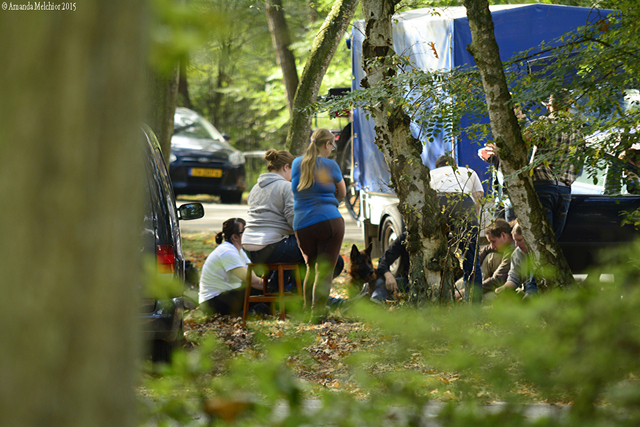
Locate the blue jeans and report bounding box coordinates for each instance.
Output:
[524,276,538,295]
[248,235,304,265]
[534,183,571,240]
[248,234,344,293]
[248,235,304,293]
[371,276,409,302]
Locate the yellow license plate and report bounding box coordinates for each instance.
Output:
[190,168,222,178]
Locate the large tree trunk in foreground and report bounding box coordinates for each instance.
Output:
[361,0,457,303]
[266,0,300,116]
[464,0,576,289]
[0,1,145,425]
[286,0,359,155]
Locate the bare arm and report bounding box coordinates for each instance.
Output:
[230,266,262,289]
[473,191,484,213]
[383,271,398,293]
[335,178,347,199]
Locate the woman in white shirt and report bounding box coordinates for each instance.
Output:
[199,218,262,316]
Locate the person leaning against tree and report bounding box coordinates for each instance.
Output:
[291,128,347,322]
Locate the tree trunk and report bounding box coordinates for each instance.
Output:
[266,0,300,116]
[463,0,576,289]
[146,66,180,161]
[286,0,360,155]
[361,0,456,303]
[178,59,193,109]
[0,1,144,426]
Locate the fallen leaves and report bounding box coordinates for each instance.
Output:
[203,397,254,423]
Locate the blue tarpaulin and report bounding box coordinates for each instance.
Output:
[351,4,611,194]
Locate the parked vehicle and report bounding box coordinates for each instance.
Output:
[141,124,204,363]
[337,4,639,276]
[169,107,246,203]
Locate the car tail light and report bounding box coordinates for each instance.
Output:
[156,244,175,274]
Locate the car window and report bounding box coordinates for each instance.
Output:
[174,115,225,143]
[572,157,640,196]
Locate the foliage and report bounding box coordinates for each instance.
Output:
[143,2,640,424]
[321,0,640,178]
[182,0,356,158]
[141,234,640,426]
[149,0,227,75]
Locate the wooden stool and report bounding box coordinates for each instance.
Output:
[242,263,303,324]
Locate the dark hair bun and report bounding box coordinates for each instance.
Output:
[264,149,278,162]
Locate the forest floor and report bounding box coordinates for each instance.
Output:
[175,233,526,403]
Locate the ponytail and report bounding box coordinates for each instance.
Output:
[216,218,246,244]
[297,128,334,191]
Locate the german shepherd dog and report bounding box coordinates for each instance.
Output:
[348,243,376,296]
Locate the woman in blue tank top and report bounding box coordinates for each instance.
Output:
[291,128,346,323]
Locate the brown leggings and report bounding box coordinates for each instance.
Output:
[295,217,345,314]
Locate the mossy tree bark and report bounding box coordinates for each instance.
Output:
[463,0,576,289]
[361,0,457,303]
[266,0,300,116]
[286,0,360,155]
[0,1,145,425]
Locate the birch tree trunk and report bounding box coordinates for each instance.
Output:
[266,0,300,116]
[463,0,576,289]
[0,1,145,425]
[361,0,457,303]
[286,0,360,155]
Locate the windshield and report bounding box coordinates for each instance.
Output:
[174,113,225,143]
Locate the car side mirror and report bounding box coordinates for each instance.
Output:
[177,203,204,220]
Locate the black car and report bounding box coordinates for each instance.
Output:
[169,107,246,204]
[141,125,204,362]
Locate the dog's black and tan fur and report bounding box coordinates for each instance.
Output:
[348,243,376,296]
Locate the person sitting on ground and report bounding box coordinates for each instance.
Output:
[242,149,344,291]
[199,218,263,316]
[480,219,515,295]
[430,154,484,303]
[370,231,409,303]
[457,218,515,300]
[494,221,537,297]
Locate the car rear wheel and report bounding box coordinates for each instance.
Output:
[337,131,360,221]
[381,216,407,278]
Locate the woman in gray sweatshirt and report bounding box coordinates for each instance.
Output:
[242,149,300,265]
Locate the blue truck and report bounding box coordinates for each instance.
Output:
[336,4,640,275]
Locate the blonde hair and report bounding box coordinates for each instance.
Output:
[511,220,522,236]
[264,149,294,172]
[297,128,335,191]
